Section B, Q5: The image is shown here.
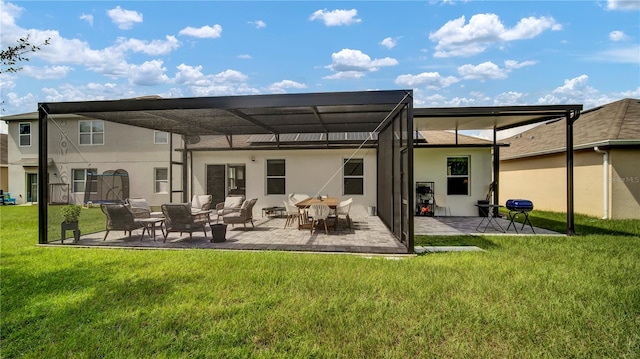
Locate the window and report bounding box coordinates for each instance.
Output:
[79,120,104,145]
[343,158,364,195]
[154,131,168,144]
[447,156,469,195]
[72,169,97,193]
[154,168,169,193]
[266,159,285,195]
[19,122,31,147]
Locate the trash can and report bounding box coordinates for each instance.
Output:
[477,200,489,217]
[367,206,376,216]
[210,224,227,243]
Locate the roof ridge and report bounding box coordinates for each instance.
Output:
[610,98,631,140]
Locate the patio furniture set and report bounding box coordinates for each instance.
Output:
[284,193,353,234]
[99,195,258,243]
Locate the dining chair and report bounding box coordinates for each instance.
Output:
[334,198,353,229]
[434,194,451,216]
[283,200,302,228]
[309,204,331,234]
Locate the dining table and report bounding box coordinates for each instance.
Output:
[295,197,339,231]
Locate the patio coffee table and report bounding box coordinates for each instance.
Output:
[262,206,285,218]
[138,217,165,241]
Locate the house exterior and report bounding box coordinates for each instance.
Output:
[3,112,181,206]
[3,109,494,219]
[499,98,640,219]
[0,133,8,192]
[187,131,495,217]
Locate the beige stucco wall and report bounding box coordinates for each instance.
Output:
[609,148,640,219]
[7,118,180,206]
[0,167,7,192]
[414,147,493,216]
[500,149,640,219]
[191,148,378,217]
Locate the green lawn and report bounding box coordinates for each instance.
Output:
[1,206,639,358]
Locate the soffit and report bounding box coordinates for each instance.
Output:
[414,105,583,132]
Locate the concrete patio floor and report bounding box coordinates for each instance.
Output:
[49,215,409,255]
[414,215,562,236]
[46,214,562,254]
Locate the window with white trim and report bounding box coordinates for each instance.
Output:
[343,158,364,195]
[266,159,285,195]
[154,131,168,144]
[447,156,469,195]
[154,168,169,193]
[72,168,97,193]
[19,122,31,147]
[79,120,104,145]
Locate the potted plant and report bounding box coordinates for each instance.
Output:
[60,204,81,243]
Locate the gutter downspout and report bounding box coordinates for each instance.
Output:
[594,146,609,219]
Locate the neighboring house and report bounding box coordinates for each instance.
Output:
[500,98,640,219]
[3,112,180,206]
[0,133,8,192]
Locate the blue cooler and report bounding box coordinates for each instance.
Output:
[506,199,534,212]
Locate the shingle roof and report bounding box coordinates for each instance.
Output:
[418,131,496,145]
[500,98,640,159]
[186,130,493,150]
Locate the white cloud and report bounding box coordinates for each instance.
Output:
[107,6,143,30]
[493,91,527,105]
[504,60,537,69]
[309,9,362,26]
[40,82,142,105]
[394,72,459,90]
[591,44,640,63]
[249,20,266,29]
[536,75,617,109]
[128,60,169,86]
[21,65,73,79]
[237,54,252,59]
[79,13,93,26]
[174,65,253,95]
[609,30,628,41]
[324,48,398,79]
[380,37,399,49]
[113,35,180,56]
[429,13,561,57]
[458,62,507,80]
[179,25,223,38]
[267,80,307,93]
[606,0,640,11]
[458,60,537,81]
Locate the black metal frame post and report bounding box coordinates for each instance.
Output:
[566,110,581,235]
[38,105,49,244]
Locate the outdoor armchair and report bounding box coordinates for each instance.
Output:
[100,203,145,240]
[125,198,163,218]
[215,196,244,223]
[161,203,208,242]
[191,194,213,212]
[222,198,257,230]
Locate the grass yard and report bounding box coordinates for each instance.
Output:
[1,205,639,358]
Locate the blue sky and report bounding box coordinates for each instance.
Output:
[1,0,639,136]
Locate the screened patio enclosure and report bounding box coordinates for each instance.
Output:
[37,90,416,250]
[36,90,582,252]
